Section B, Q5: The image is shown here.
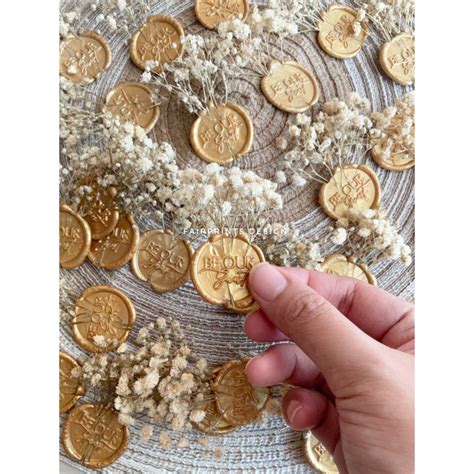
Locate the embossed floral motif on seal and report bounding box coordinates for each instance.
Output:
[195,0,249,30]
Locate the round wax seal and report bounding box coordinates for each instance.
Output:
[380,33,415,86]
[195,0,249,30]
[319,254,377,286]
[59,352,85,413]
[60,204,91,269]
[303,432,339,473]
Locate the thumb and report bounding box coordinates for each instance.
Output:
[248,263,381,387]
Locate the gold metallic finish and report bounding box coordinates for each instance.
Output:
[380,33,415,86]
[370,140,414,172]
[213,359,269,426]
[261,60,320,113]
[130,15,184,72]
[317,5,367,59]
[72,285,136,353]
[190,102,254,164]
[191,233,265,314]
[319,164,381,220]
[60,31,112,85]
[60,204,92,269]
[62,404,129,469]
[60,352,85,414]
[192,395,236,435]
[303,432,339,473]
[195,0,249,30]
[89,214,140,270]
[104,82,160,134]
[319,254,377,286]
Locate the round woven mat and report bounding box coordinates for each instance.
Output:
[60,1,415,472]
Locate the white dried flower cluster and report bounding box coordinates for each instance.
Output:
[59,277,76,323]
[370,92,415,165]
[78,317,209,432]
[278,93,373,185]
[261,223,322,269]
[143,33,240,115]
[170,164,283,237]
[328,208,412,266]
[354,0,415,42]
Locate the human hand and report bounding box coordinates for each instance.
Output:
[244,264,414,474]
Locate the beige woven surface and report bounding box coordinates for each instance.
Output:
[60,1,415,472]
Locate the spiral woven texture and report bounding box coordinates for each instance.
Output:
[60,1,415,472]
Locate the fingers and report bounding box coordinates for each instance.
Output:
[248,263,380,386]
[278,266,414,346]
[246,343,321,388]
[244,310,289,342]
[282,387,340,454]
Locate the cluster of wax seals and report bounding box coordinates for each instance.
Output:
[193,358,270,435]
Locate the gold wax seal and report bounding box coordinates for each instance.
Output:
[89,214,140,270]
[261,60,320,113]
[77,181,119,240]
[104,82,160,134]
[72,285,136,353]
[130,15,184,72]
[131,229,194,293]
[319,164,381,220]
[371,138,414,172]
[190,233,265,313]
[62,404,129,469]
[190,102,254,164]
[195,0,249,30]
[380,33,415,86]
[317,5,367,59]
[213,359,269,426]
[319,254,377,286]
[60,352,85,414]
[60,31,112,85]
[192,393,236,435]
[60,204,92,269]
[303,432,339,473]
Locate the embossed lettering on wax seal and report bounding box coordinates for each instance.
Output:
[213,359,269,426]
[380,33,415,86]
[303,432,339,474]
[317,5,367,59]
[72,285,136,353]
[60,204,91,269]
[60,352,85,414]
[192,392,236,434]
[319,164,381,220]
[190,233,265,313]
[319,254,377,286]
[195,0,249,30]
[62,404,129,469]
[261,60,320,113]
[131,229,194,293]
[130,15,184,72]
[190,102,254,164]
[89,214,140,270]
[60,31,112,85]
[104,82,160,134]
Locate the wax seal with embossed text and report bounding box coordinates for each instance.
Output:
[261,60,320,113]
[317,4,367,59]
[190,102,254,164]
[60,31,112,85]
[380,33,415,86]
[104,82,160,134]
[60,352,85,414]
[192,389,236,435]
[131,229,194,293]
[371,134,415,172]
[130,15,184,72]
[319,164,381,220]
[72,285,136,353]
[62,404,129,469]
[60,204,91,269]
[190,232,265,313]
[195,0,249,30]
[319,253,377,286]
[303,432,339,474]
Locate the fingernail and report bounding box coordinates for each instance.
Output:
[249,263,288,303]
[287,400,303,425]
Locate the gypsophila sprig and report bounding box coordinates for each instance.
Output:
[278,93,373,186]
[354,0,415,42]
[170,164,284,240]
[327,208,412,266]
[76,317,209,433]
[143,33,239,115]
[370,92,415,165]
